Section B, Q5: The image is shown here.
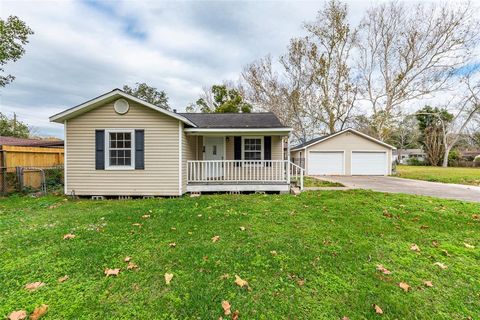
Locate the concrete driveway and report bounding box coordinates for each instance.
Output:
[316,175,480,203]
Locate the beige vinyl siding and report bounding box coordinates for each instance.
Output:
[271,136,283,160]
[301,131,392,175]
[182,126,196,193]
[66,99,180,196]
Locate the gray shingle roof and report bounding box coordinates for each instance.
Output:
[178,112,287,128]
[291,133,334,150]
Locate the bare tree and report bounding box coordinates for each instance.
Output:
[242,0,358,141]
[302,0,358,133]
[357,1,479,139]
[440,72,480,166]
[389,115,420,160]
[242,54,319,143]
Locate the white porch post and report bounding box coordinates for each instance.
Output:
[286,134,290,183]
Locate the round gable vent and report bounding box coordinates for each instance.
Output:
[114,99,129,114]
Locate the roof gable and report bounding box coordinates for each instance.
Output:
[291,128,396,150]
[49,89,195,126]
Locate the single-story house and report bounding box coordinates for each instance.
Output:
[291,129,395,176]
[49,89,300,197]
[393,149,425,164]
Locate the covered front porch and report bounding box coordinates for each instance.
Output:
[184,127,303,193]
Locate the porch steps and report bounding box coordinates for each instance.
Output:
[290,186,301,196]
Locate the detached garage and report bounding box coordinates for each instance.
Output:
[291,128,395,176]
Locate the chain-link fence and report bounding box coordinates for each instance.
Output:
[0,165,64,196]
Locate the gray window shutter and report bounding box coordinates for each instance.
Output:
[234,136,242,166]
[264,136,272,166]
[135,130,145,170]
[95,130,105,170]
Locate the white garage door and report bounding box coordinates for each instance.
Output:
[351,152,387,175]
[308,151,344,175]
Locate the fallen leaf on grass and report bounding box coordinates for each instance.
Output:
[232,310,239,320]
[376,264,391,275]
[472,214,479,220]
[424,280,433,287]
[432,240,439,247]
[211,235,220,242]
[169,242,176,248]
[410,244,420,252]
[104,268,120,277]
[297,279,305,286]
[441,250,450,257]
[132,223,142,227]
[234,275,248,288]
[141,214,150,219]
[221,300,231,316]
[30,304,48,320]
[464,243,475,249]
[383,209,393,218]
[25,282,45,291]
[398,282,410,292]
[434,262,448,269]
[270,250,278,256]
[58,275,69,283]
[124,256,132,262]
[342,317,350,320]
[165,273,173,285]
[7,310,27,320]
[63,234,75,240]
[372,304,383,314]
[420,225,429,229]
[239,226,246,231]
[127,262,138,270]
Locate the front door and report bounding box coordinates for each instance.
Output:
[204,136,225,178]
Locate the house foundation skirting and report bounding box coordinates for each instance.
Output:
[186,183,289,193]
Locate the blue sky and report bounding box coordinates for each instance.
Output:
[0,0,477,138]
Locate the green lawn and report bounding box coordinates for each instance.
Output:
[395,165,480,186]
[303,176,344,187]
[1,192,479,319]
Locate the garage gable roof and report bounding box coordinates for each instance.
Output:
[49,89,196,126]
[291,128,396,151]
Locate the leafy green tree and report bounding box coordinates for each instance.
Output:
[0,16,34,87]
[0,112,30,138]
[194,85,252,113]
[123,82,170,110]
[416,106,453,166]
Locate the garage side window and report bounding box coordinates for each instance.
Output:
[106,129,135,169]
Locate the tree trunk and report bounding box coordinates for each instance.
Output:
[442,146,452,167]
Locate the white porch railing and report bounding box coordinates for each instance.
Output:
[187,160,288,184]
[290,162,304,190]
[187,160,304,190]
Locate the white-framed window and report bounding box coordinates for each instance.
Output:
[242,137,263,161]
[105,129,135,170]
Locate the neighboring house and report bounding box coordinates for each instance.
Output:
[0,136,64,148]
[458,149,480,161]
[49,89,297,197]
[291,129,395,176]
[394,149,425,164]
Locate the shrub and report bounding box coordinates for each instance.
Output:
[474,155,480,167]
[407,158,425,166]
[448,150,460,166]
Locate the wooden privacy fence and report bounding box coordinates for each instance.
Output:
[0,145,64,195]
[0,145,64,168]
